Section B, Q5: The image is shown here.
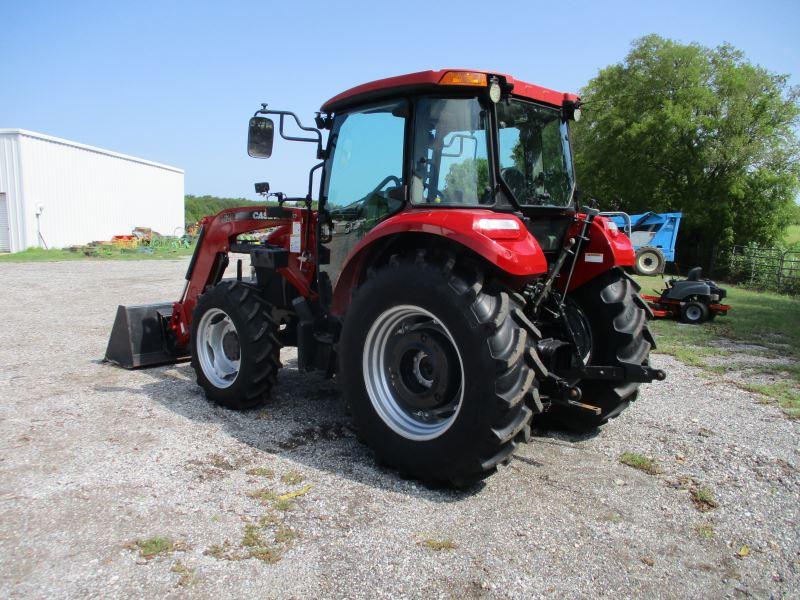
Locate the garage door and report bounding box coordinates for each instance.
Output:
[0,194,10,252]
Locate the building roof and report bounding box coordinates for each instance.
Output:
[320,69,579,113]
[0,129,184,174]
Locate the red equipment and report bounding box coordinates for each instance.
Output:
[106,69,664,486]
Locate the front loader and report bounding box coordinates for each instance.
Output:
[106,69,665,486]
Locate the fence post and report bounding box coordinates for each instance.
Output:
[777,251,785,288]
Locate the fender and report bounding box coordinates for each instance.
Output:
[330,208,547,316]
[561,215,635,292]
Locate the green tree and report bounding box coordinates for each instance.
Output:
[573,35,800,269]
[184,195,258,227]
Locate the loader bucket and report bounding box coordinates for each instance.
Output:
[105,302,188,368]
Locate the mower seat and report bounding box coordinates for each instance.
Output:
[687,267,702,281]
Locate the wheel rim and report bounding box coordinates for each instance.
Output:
[564,301,593,366]
[363,305,464,441]
[637,251,659,275]
[196,308,241,388]
[685,305,702,321]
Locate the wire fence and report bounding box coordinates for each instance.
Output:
[726,245,800,295]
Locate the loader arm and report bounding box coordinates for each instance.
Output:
[169,205,315,350]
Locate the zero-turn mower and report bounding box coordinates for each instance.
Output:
[642,267,731,324]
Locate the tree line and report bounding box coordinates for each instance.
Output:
[184,195,258,227]
[573,34,799,272]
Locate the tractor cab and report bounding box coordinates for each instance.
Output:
[248,70,583,295]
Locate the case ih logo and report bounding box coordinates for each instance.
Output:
[251,211,271,219]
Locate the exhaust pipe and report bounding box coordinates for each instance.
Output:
[105,302,189,368]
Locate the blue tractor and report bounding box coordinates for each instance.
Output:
[601,212,683,276]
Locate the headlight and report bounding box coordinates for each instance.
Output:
[489,81,502,104]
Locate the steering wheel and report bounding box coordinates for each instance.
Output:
[370,175,402,195]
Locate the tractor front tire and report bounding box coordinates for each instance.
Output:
[635,247,665,276]
[540,268,655,431]
[190,280,281,410]
[339,254,539,487]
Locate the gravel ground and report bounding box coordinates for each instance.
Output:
[0,259,798,599]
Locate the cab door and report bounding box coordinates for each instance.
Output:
[318,100,408,299]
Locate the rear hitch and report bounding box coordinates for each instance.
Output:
[538,363,665,415]
[542,379,601,415]
[564,364,666,383]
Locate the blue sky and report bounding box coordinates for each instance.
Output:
[2,0,798,200]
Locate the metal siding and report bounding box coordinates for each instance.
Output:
[0,130,184,252]
[18,133,184,249]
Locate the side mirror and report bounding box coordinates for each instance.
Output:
[248,116,274,158]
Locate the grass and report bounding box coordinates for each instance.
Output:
[690,487,719,512]
[274,527,299,543]
[247,488,278,504]
[170,560,197,586]
[238,515,300,564]
[204,541,241,561]
[242,524,267,548]
[420,538,458,551]
[637,276,800,418]
[127,536,182,559]
[619,452,661,475]
[696,524,715,539]
[247,484,312,511]
[274,497,294,511]
[280,470,304,485]
[0,243,194,262]
[785,224,800,245]
[246,467,275,478]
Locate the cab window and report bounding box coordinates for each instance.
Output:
[324,101,406,225]
[410,97,491,206]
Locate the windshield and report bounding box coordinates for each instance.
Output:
[410,97,491,205]
[496,99,574,207]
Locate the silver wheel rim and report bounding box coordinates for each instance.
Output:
[638,252,659,275]
[363,305,464,441]
[686,305,702,321]
[196,308,240,388]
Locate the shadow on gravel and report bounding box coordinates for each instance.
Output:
[95,359,482,501]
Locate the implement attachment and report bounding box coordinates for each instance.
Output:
[105,302,188,368]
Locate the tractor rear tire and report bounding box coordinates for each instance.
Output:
[539,268,655,431]
[680,301,709,325]
[635,247,665,276]
[190,280,282,410]
[339,253,539,487]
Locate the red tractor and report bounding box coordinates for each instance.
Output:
[106,70,664,486]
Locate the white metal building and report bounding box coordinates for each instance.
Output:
[0,129,184,253]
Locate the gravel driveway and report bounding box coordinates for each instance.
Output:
[0,259,797,598]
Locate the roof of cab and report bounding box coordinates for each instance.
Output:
[320,69,579,113]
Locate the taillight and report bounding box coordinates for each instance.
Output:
[473,217,522,240]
